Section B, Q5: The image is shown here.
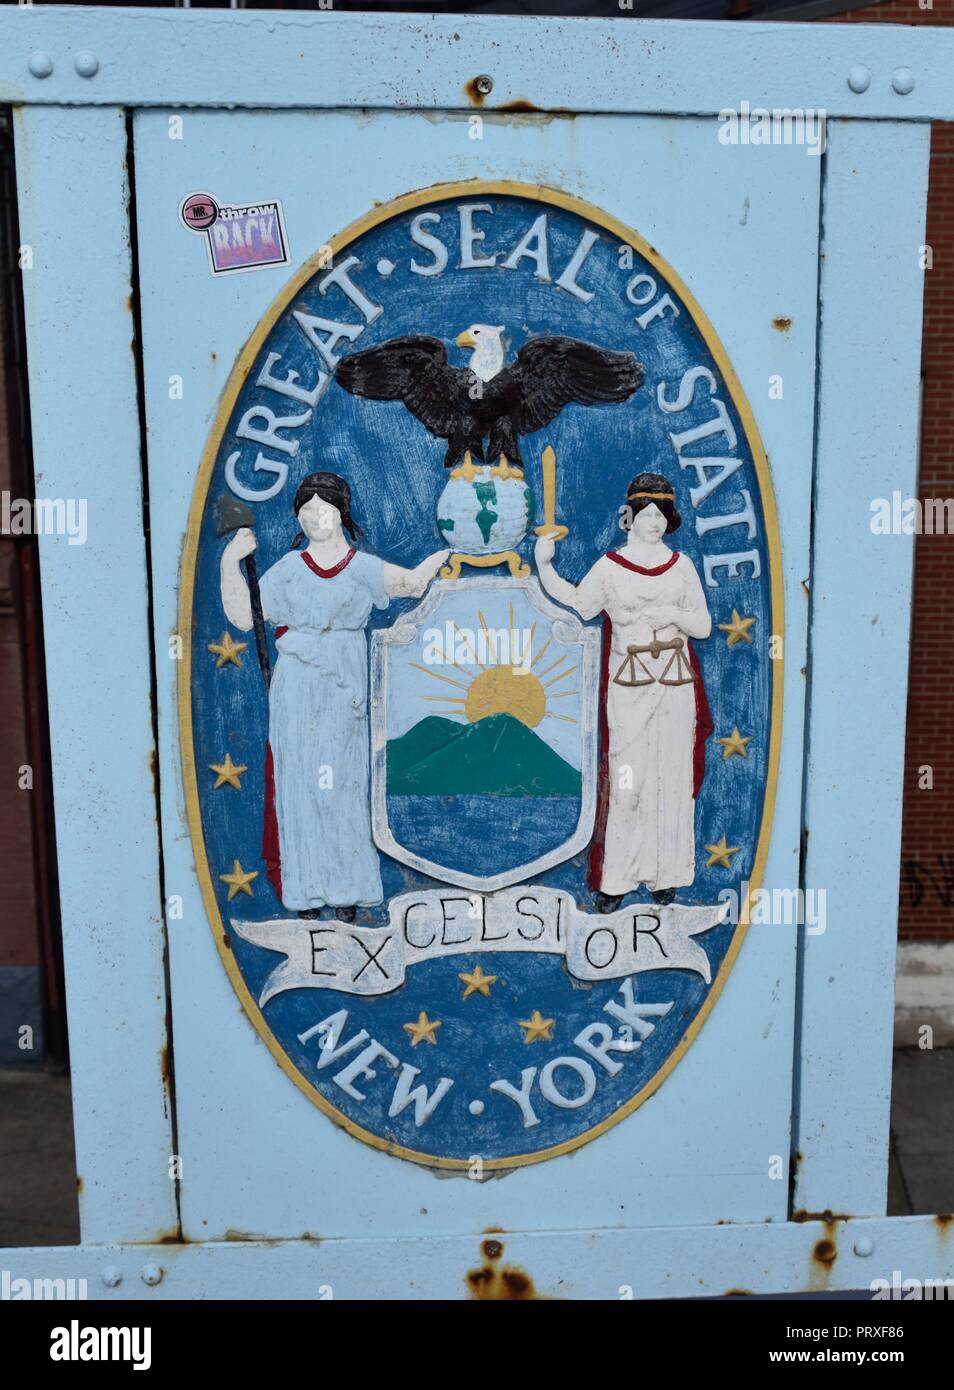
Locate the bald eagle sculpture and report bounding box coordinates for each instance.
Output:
[335,325,643,469]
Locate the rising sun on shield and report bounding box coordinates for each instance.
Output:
[370,576,600,890]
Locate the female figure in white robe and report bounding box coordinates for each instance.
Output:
[220,472,447,920]
[535,472,712,911]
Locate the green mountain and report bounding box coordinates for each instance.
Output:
[387,714,582,798]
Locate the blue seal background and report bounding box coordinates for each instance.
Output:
[191,192,773,1163]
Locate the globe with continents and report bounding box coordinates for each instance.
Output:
[436,462,534,554]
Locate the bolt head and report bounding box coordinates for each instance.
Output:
[28,51,54,80]
[140,1263,163,1287]
[474,74,494,96]
[853,1236,875,1257]
[892,67,915,96]
[847,65,871,94]
[101,1266,122,1288]
[74,51,100,80]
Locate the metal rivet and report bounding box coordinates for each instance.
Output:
[853,1237,875,1257]
[847,66,871,94]
[140,1264,163,1287]
[474,74,494,96]
[101,1266,122,1288]
[892,67,915,96]
[74,51,99,80]
[28,52,54,80]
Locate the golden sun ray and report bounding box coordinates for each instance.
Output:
[452,620,484,668]
[544,712,578,723]
[422,695,467,704]
[539,654,575,678]
[549,690,579,699]
[409,661,470,690]
[544,667,578,689]
[531,637,552,668]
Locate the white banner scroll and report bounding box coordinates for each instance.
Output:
[232,887,728,1004]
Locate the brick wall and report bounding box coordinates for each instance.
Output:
[819,0,954,937]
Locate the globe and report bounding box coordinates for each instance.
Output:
[436,464,534,555]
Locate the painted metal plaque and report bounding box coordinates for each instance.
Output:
[182,181,780,1170]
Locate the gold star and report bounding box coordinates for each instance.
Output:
[704,835,740,870]
[717,727,753,761]
[718,610,756,647]
[219,858,258,900]
[518,1009,555,1044]
[209,753,248,790]
[403,1011,442,1047]
[459,964,497,998]
[208,631,248,668]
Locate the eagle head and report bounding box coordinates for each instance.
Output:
[455,324,506,382]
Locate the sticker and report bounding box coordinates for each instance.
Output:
[179,191,289,275]
[181,181,781,1169]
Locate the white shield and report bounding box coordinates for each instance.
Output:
[371,575,600,891]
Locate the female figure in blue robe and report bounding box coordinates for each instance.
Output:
[220,472,447,920]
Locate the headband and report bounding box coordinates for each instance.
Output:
[629,490,675,501]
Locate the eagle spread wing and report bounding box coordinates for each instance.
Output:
[484,337,644,433]
[334,335,467,439]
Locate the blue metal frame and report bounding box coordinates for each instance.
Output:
[0,8,949,1295]
[0,8,952,120]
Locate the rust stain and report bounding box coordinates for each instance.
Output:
[147,747,160,811]
[466,1236,541,1299]
[813,1238,837,1268]
[465,78,487,107]
[159,1041,172,1093]
[76,1175,84,1194]
[935,1213,953,1231]
[723,1288,753,1296]
[792,1209,851,1225]
[467,1263,538,1299]
[497,99,540,114]
[772,316,792,332]
[223,1229,277,1243]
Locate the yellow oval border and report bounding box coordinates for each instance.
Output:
[179,179,783,1171]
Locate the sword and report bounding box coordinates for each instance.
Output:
[534,445,569,542]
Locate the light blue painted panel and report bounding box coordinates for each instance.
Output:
[134,108,818,1238]
[1,10,953,120]
[1,1212,952,1299]
[794,120,930,1218]
[12,106,178,1244]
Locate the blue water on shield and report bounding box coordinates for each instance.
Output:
[387,793,581,875]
